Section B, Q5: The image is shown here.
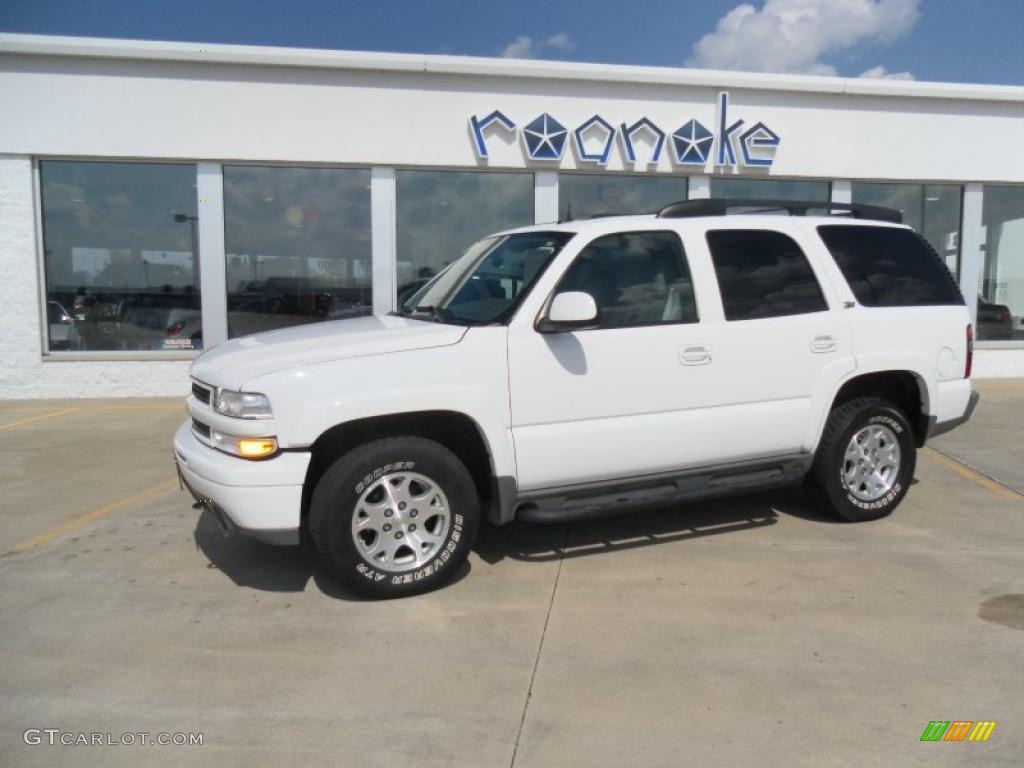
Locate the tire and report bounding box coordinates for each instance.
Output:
[804,396,916,522]
[309,436,480,598]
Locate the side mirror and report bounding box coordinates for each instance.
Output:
[538,291,600,333]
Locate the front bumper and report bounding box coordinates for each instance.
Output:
[173,420,310,545]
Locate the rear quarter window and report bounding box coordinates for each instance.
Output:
[816,225,964,307]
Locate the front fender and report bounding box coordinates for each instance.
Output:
[244,327,517,479]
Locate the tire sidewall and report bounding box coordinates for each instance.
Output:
[832,405,915,519]
[313,439,479,596]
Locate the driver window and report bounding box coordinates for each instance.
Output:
[556,231,697,329]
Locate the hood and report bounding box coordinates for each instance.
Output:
[191,315,467,390]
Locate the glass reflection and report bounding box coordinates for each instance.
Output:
[40,161,200,352]
[851,182,962,276]
[710,177,831,202]
[395,170,534,304]
[558,174,687,220]
[980,186,1024,341]
[224,166,372,338]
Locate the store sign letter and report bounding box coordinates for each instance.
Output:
[469,92,780,169]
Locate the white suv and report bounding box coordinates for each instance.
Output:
[174,199,978,597]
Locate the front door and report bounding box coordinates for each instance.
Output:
[508,230,707,490]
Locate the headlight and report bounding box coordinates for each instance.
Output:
[213,389,272,419]
[210,429,278,459]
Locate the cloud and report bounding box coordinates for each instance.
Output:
[500,36,533,59]
[544,33,574,51]
[859,65,915,80]
[687,0,919,77]
[500,32,575,59]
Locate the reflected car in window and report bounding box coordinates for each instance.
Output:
[115,295,203,351]
[978,297,1014,340]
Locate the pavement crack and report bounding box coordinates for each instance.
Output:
[510,522,569,768]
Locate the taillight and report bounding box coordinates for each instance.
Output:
[1001,307,1012,323]
[965,324,973,379]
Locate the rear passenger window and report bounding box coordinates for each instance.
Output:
[817,225,965,307]
[557,231,697,329]
[706,230,828,321]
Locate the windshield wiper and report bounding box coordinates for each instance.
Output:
[407,304,468,324]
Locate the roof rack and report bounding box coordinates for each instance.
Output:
[655,198,902,224]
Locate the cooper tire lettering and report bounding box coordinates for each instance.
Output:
[309,437,480,598]
[804,397,916,524]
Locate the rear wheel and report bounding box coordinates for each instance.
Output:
[309,437,480,597]
[804,396,916,522]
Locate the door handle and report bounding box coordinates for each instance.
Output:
[810,335,838,353]
[680,345,712,365]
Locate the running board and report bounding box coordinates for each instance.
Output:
[514,455,811,524]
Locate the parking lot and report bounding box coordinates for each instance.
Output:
[1,380,1022,768]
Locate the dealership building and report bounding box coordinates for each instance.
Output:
[1,33,1022,398]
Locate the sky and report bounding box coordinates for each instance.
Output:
[0,0,1022,86]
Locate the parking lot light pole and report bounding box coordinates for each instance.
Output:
[174,212,199,294]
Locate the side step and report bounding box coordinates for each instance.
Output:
[514,456,810,524]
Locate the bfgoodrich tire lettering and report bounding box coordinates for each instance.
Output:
[309,437,480,598]
[804,397,916,522]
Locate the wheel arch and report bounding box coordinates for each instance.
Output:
[822,370,930,448]
[300,410,505,527]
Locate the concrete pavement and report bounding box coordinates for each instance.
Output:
[0,387,1022,767]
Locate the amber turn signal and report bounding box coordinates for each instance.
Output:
[236,437,278,458]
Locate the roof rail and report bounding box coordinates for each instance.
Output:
[655,198,902,224]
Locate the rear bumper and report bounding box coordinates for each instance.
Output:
[172,420,309,545]
[927,387,980,441]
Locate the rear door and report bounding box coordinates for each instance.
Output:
[815,224,970,381]
[680,224,857,456]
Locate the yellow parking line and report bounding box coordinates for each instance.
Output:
[7,477,179,554]
[0,408,79,431]
[923,448,1023,502]
[64,405,182,412]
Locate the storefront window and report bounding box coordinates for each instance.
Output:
[980,186,1024,341]
[558,173,687,220]
[224,166,372,338]
[710,177,831,202]
[851,183,962,276]
[39,161,199,352]
[395,170,533,303]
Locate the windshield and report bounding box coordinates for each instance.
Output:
[399,231,574,324]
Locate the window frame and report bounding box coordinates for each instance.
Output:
[704,227,830,322]
[544,229,699,332]
[35,156,204,359]
[222,163,375,340]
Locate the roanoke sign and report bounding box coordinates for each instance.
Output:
[469,91,780,170]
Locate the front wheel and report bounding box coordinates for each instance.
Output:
[309,437,480,597]
[804,396,916,522]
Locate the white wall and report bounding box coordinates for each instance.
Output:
[0,52,1021,183]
